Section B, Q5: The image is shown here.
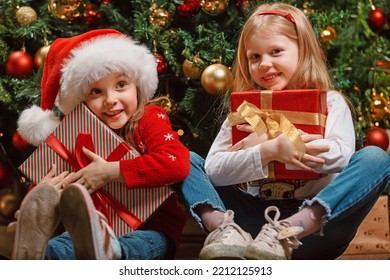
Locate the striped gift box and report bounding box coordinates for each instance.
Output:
[19,103,174,236]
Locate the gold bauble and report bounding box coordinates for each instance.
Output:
[0,193,19,219]
[320,25,337,44]
[183,58,203,80]
[48,0,82,22]
[371,93,389,122]
[149,8,171,29]
[201,63,232,95]
[302,2,314,15]
[34,44,51,69]
[15,6,38,26]
[200,0,229,16]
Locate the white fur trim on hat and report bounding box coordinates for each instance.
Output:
[58,35,158,115]
[17,105,61,146]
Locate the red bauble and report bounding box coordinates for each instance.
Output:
[377,60,390,75]
[364,127,389,151]
[236,0,250,13]
[5,50,33,79]
[0,162,12,188]
[176,0,201,17]
[368,8,386,30]
[84,4,102,27]
[12,131,32,150]
[91,0,111,4]
[154,53,168,74]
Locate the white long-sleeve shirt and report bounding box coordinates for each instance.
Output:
[205,90,356,199]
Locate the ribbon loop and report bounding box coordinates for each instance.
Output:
[75,133,95,168]
[228,100,305,160]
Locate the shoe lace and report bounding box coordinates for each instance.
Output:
[255,206,302,250]
[205,221,245,245]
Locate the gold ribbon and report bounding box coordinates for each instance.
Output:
[228,100,305,160]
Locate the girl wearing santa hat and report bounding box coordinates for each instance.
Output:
[11,29,190,260]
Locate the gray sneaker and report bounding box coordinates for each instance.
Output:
[244,206,303,260]
[12,184,61,259]
[199,210,252,259]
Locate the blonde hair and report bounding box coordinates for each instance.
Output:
[232,3,333,93]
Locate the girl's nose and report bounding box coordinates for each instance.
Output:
[103,91,117,107]
[259,57,272,70]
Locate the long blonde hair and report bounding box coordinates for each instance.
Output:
[232,3,333,93]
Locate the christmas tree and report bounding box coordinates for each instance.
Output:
[0,0,389,226]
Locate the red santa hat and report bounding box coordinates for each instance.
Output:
[17,29,158,146]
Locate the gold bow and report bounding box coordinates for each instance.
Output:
[228,100,305,160]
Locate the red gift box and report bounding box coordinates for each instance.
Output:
[229,89,327,180]
[19,103,174,236]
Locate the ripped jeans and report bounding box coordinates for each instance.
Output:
[179,147,390,259]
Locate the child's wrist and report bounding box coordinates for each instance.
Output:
[106,161,123,182]
[260,139,276,166]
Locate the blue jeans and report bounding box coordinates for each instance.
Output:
[45,229,173,260]
[180,147,390,259]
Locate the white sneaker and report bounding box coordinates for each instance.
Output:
[244,206,303,260]
[199,210,252,259]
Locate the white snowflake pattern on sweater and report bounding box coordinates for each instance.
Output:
[164,133,174,141]
[168,154,177,161]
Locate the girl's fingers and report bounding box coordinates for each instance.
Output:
[236,124,255,133]
[229,141,242,152]
[292,159,314,172]
[61,172,81,188]
[7,221,17,232]
[298,129,308,135]
[305,143,330,153]
[301,154,325,164]
[301,134,324,142]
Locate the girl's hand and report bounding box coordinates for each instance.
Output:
[7,210,19,232]
[261,131,329,171]
[230,124,270,151]
[38,164,72,190]
[62,147,121,194]
[300,131,330,159]
[8,165,72,232]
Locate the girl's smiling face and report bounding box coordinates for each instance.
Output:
[246,33,299,90]
[85,73,138,130]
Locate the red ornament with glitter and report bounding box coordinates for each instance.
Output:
[154,52,168,74]
[84,4,102,27]
[235,0,250,13]
[176,0,201,17]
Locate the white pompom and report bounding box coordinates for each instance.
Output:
[17,105,61,146]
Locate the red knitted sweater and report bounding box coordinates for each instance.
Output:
[119,105,190,256]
